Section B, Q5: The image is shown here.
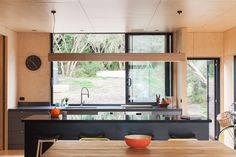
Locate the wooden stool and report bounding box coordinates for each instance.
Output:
[168,132,197,141]
[168,138,198,141]
[36,135,60,157]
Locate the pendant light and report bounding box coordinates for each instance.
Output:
[51,10,56,34]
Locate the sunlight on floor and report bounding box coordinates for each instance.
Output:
[0,150,24,157]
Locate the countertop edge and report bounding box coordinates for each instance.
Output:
[22,119,212,123]
[8,107,182,112]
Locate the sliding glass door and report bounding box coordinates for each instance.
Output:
[187,58,220,139]
[126,34,172,104]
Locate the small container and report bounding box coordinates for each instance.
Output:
[62,111,67,119]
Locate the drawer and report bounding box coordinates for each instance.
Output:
[20,110,50,118]
[9,110,50,118]
[8,130,24,145]
[8,111,22,119]
[8,144,24,149]
[8,117,24,131]
[8,110,50,131]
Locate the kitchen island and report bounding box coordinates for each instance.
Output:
[8,105,182,149]
[22,114,211,157]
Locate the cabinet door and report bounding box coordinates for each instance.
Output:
[8,110,50,149]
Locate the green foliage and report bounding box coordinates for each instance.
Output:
[64,78,95,88]
[187,66,206,105]
[74,62,105,77]
[104,62,121,70]
[132,35,165,52]
[187,60,215,116]
[53,34,125,77]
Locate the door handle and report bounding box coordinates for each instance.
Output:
[127,78,132,87]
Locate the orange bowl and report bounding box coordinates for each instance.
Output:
[124,135,151,149]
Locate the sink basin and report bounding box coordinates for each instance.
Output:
[65,106,97,109]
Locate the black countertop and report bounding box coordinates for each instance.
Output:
[22,114,211,123]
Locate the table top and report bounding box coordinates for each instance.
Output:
[42,140,236,157]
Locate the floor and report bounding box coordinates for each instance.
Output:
[0,150,23,157]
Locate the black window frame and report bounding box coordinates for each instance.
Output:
[50,32,173,105]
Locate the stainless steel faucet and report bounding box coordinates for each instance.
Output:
[81,87,89,105]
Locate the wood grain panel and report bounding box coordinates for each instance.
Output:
[0,35,3,150]
[18,33,50,102]
[193,33,223,57]
[48,53,186,62]
[224,27,236,56]
[4,36,8,150]
[42,140,236,157]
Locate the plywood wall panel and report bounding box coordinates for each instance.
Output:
[17,33,50,102]
[223,27,236,116]
[224,28,236,56]
[0,35,3,150]
[184,33,194,57]
[174,28,188,114]
[193,33,223,57]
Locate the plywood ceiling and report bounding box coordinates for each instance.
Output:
[1,0,236,33]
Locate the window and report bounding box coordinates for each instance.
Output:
[52,34,125,104]
[52,33,172,105]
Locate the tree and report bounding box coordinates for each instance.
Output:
[53,34,125,77]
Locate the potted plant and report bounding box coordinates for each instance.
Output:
[64,97,69,107]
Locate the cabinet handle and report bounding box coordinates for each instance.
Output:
[20,111,24,113]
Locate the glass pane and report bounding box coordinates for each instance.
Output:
[128,35,167,103]
[52,33,126,104]
[208,61,216,139]
[187,59,216,139]
[53,61,125,104]
[130,35,165,53]
[129,62,165,102]
[187,60,215,118]
[53,34,125,53]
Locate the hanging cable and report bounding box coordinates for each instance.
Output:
[51,10,56,34]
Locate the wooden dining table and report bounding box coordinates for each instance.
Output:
[42,140,236,157]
